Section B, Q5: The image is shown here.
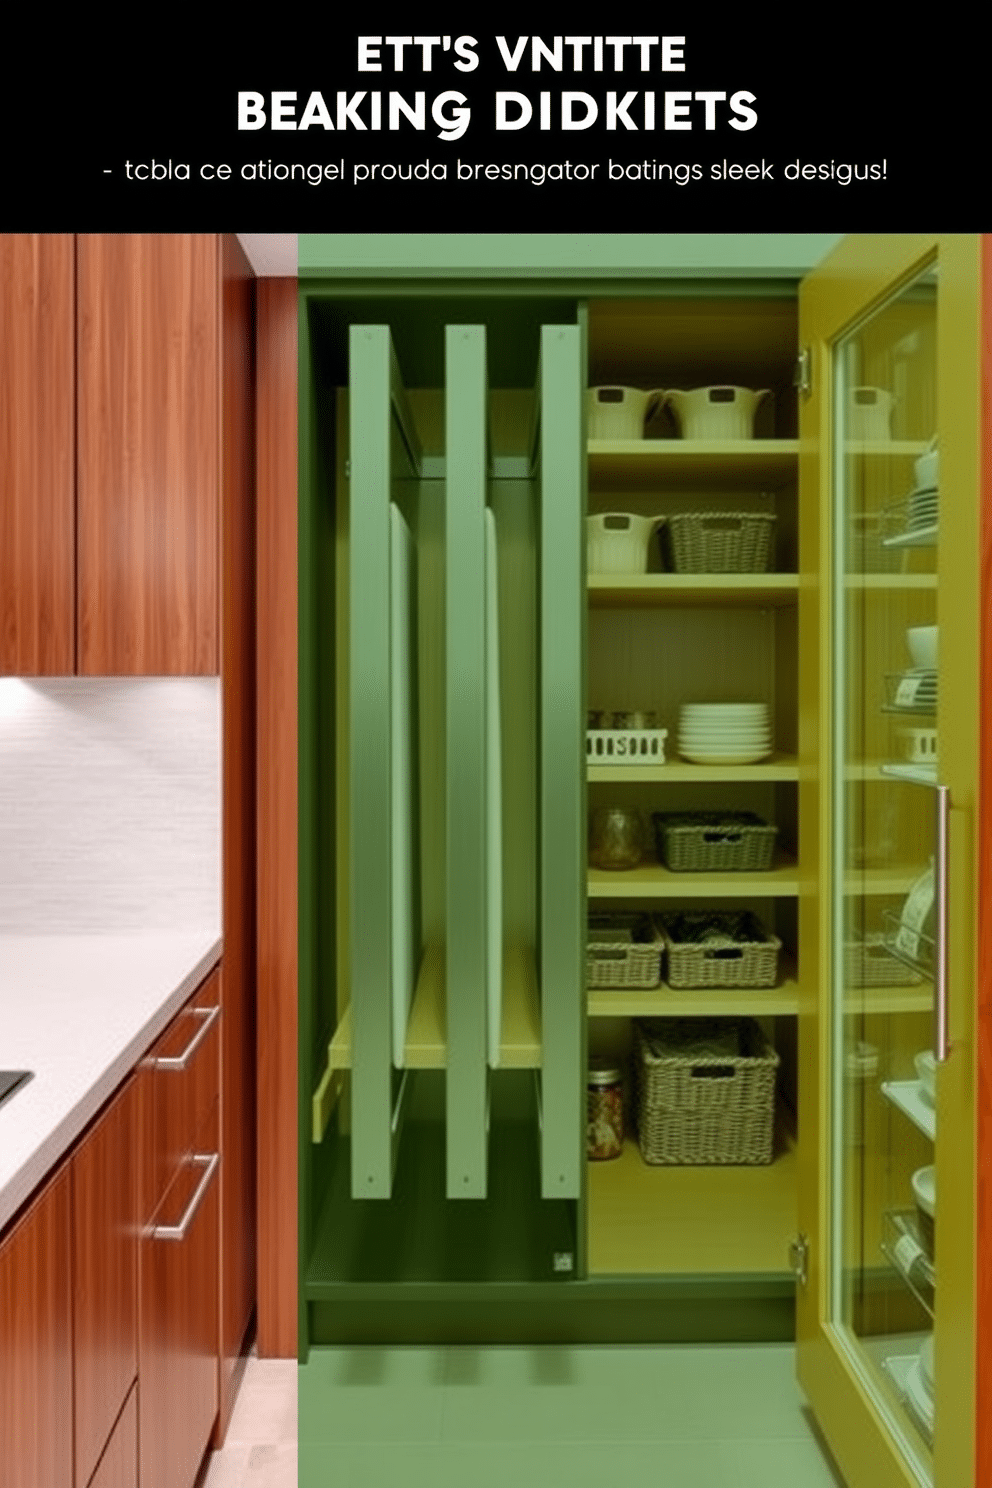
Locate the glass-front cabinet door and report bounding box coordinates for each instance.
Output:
[797,236,980,1488]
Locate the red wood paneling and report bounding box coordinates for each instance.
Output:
[0,234,75,674]
[256,278,298,1357]
[76,234,220,675]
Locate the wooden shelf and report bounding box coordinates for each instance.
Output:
[588,574,798,608]
[588,969,800,1018]
[587,1127,797,1276]
[497,946,542,1069]
[588,753,799,783]
[587,439,798,491]
[588,854,799,899]
[404,945,446,1068]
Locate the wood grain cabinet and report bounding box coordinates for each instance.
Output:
[0,1166,73,1488]
[76,234,220,675]
[0,233,75,674]
[71,1077,138,1488]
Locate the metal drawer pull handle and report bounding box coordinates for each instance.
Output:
[152,1153,219,1241]
[155,1005,220,1070]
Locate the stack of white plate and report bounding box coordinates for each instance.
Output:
[907,485,939,532]
[678,703,773,764]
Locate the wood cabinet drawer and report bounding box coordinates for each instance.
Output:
[139,968,220,1219]
[72,1078,137,1488]
[0,1166,73,1488]
[139,1099,220,1488]
[87,1383,137,1488]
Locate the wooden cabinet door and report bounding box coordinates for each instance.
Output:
[76,234,220,675]
[72,1078,138,1488]
[139,1102,220,1488]
[0,233,75,675]
[0,1167,73,1488]
[87,1384,137,1488]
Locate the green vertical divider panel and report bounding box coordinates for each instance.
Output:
[445,325,489,1198]
[539,325,584,1201]
[348,326,421,1198]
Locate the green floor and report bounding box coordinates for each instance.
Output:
[299,1343,847,1487]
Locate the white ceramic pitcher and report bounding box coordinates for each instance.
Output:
[586,386,665,440]
[664,386,770,440]
[587,513,666,574]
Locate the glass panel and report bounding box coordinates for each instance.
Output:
[831,261,938,1483]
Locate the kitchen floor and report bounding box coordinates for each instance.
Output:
[203,1343,847,1487]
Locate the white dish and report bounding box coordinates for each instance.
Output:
[681,702,768,715]
[905,1358,935,1433]
[919,1335,935,1401]
[679,748,773,764]
[912,1165,935,1218]
[679,726,772,740]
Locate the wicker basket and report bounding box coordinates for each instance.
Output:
[657,911,781,989]
[587,913,663,989]
[634,1017,780,1164]
[652,811,778,872]
[663,512,776,574]
[844,934,925,988]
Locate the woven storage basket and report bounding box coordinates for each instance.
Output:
[663,512,776,574]
[844,934,925,988]
[652,811,778,872]
[657,910,781,989]
[587,913,663,989]
[634,1017,779,1164]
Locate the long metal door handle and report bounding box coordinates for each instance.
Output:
[154,1004,220,1070]
[934,784,950,1062]
[152,1153,219,1241]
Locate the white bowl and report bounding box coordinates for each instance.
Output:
[906,626,938,670]
[912,1165,935,1218]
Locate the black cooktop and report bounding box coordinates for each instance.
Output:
[0,1071,33,1110]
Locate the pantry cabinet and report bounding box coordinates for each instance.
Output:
[284,234,987,1488]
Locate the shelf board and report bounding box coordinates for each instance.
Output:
[322,942,541,1074]
[588,971,800,1018]
[881,1080,935,1141]
[844,441,929,458]
[498,946,542,1069]
[587,1126,796,1276]
[844,984,932,1014]
[404,945,446,1068]
[588,854,799,898]
[587,574,798,608]
[588,753,798,783]
[883,525,937,550]
[845,573,937,590]
[587,439,798,491]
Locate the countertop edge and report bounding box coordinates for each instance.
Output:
[0,936,222,1235]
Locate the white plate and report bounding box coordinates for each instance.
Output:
[905,1359,935,1432]
[679,728,773,740]
[681,704,768,717]
[679,748,773,764]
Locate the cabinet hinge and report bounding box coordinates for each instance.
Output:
[794,349,812,398]
[789,1232,809,1287]
[345,459,352,478]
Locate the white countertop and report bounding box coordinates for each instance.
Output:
[0,930,222,1232]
